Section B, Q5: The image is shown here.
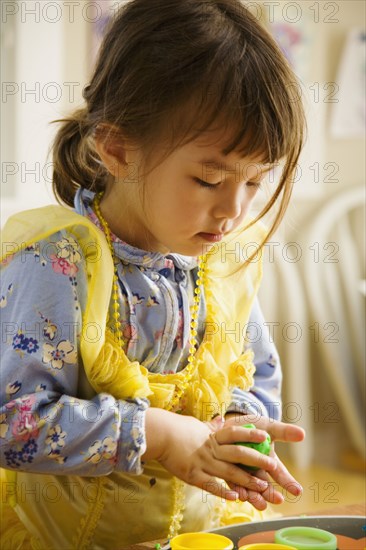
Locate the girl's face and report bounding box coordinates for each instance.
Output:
[101,130,271,256]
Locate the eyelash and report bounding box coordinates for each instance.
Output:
[193,177,220,189]
[193,177,262,190]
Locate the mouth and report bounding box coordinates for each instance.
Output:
[196,232,224,243]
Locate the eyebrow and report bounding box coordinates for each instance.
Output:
[196,159,223,169]
[195,159,273,173]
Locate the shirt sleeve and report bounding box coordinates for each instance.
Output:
[0,231,148,476]
[226,297,283,421]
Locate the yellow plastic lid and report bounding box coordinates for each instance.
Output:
[170,532,234,549]
[239,545,297,550]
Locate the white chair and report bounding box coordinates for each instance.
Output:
[260,236,313,468]
[302,185,365,459]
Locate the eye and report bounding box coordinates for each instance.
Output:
[246,181,262,189]
[193,177,221,189]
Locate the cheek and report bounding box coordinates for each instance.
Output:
[149,188,192,226]
[241,192,258,213]
[168,186,203,214]
[242,202,252,217]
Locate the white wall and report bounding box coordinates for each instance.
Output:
[1,0,90,223]
[2,4,365,287]
[2,1,364,224]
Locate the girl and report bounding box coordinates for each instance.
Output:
[0,0,306,547]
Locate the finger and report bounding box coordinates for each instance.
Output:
[259,421,305,443]
[255,469,285,504]
[199,474,240,501]
[225,415,305,443]
[247,489,268,511]
[210,431,276,474]
[227,482,268,510]
[213,442,277,472]
[269,423,306,443]
[204,459,269,493]
[267,453,303,497]
[227,481,249,502]
[215,425,269,445]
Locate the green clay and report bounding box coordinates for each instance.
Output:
[235,423,271,470]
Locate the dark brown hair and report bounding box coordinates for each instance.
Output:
[52,0,306,245]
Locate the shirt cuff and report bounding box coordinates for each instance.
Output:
[116,398,150,475]
[226,388,282,421]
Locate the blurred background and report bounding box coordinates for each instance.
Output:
[1,0,365,514]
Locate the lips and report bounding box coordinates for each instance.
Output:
[197,232,224,243]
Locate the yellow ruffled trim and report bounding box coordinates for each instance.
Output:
[90,330,153,400]
[71,477,107,550]
[89,246,261,419]
[91,284,257,420]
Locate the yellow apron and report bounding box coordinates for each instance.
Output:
[0,206,275,549]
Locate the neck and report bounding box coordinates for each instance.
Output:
[98,189,169,254]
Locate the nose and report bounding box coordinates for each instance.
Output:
[212,188,243,222]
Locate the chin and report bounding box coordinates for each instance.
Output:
[171,242,217,257]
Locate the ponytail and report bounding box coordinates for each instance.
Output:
[51,108,107,207]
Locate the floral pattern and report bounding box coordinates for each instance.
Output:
[4,438,38,467]
[0,413,9,438]
[42,340,77,370]
[0,282,13,308]
[50,256,78,277]
[45,425,68,463]
[1,222,148,477]
[38,311,58,340]
[6,381,21,397]
[6,395,40,442]
[56,237,82,263]
[86,437,117,464]
[49,237,81,277]
[12,332,39,355]
[47,449,67,464]
[18,438,38,463]
[45,425,67,450]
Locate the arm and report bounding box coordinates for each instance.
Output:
[0,231,148,476]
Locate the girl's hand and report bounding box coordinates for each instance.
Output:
[142,408,275,506]
[220,414,305,509]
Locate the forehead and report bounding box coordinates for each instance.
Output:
[177,128,272,173]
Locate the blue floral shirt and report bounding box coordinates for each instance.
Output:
[0,189,282,476]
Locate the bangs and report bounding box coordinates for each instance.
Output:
[164,60,302,167]
[151,5,305,169]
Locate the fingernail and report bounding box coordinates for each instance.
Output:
[258,480,268,489]
[295,484,303,495]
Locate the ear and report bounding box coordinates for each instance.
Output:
[93,124,129,178]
